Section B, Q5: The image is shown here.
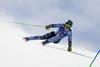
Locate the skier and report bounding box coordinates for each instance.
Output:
[24,20,73,51]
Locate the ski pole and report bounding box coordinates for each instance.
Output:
[7,22,45,28]
[89,50,100,67]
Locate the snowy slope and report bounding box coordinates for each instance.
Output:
[0,23,99,67]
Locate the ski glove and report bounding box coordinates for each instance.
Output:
[45,25,50,30]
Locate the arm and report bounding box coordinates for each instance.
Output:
[45,24,62,30]
[48,24,62,28]
[68,30,72,47]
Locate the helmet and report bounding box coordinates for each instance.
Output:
[65,20,73,28]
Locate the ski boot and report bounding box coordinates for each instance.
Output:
[42,40,49,46]
[23,37,29,42]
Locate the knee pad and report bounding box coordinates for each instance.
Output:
[43,31,56,39]
[53,40,60,44]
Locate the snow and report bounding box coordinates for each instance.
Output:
[0,22,99,67]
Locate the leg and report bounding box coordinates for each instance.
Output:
[42,31,56,39]
[68,41,72,52]
[24,31,56,42]
[42,35,61,45]
[53,39,60,44]
[24,36,43,41]
[53,39,61,44]
[68,31,72,52]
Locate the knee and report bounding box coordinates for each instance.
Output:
[53,41,59,44]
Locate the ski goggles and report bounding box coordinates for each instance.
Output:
[64,24,71,29]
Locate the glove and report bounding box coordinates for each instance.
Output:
[45,25,50,30]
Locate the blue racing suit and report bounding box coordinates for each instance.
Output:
[27,23,72,45]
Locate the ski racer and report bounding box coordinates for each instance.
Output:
[24,20,73,51]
